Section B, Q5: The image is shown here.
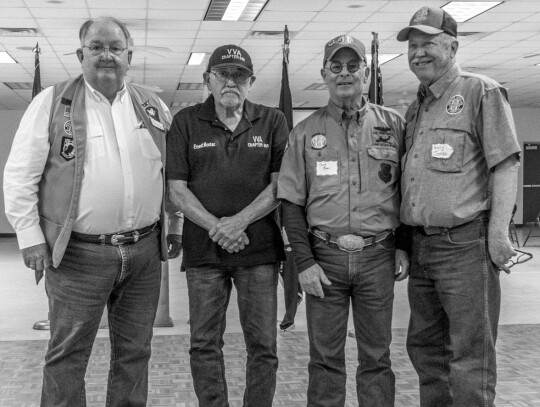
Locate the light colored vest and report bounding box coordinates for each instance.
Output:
[39,75,170,267]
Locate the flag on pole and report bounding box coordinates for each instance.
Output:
[32,42,42,99]
[279,25,293,131]
[368,32,384,106]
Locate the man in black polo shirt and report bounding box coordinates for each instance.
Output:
[166,44,288,407]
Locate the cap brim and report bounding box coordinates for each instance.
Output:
[397,25,444,42]
[208,62,253,73]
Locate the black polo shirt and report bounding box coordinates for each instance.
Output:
[166,95,288,267]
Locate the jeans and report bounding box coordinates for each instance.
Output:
[306,236,396,407]
[41,228,162,407]
[186,263,279,407]
[406,218,500,407]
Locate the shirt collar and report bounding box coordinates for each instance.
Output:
[198,94,262,124]
[425,62,461,100]
[327,96,368,125]
[84,79,127,103]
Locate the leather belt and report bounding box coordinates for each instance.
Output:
[309,229,392,253]
[71,222,159,246]
[414,216,488,236]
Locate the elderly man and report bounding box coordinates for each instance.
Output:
[3,17,178,407]
[397,6,521,407]
[277,35,409,407]
[166,44,288,407]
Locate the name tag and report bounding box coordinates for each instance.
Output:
[431,144,453,159]
[316,161,338,176]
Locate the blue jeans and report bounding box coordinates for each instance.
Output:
[406,218,500,407]
[186,263,279,407]
[41,229,162,407]
[306,236,396,407]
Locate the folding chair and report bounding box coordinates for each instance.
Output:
[523,209,540,247]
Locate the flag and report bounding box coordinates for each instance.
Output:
[32,42,42,99]
[368,32,384,106]
[279,25,293,131]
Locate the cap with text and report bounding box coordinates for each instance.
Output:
[323,35,366,64]
[397,6,457,42]
[206,44,253,73]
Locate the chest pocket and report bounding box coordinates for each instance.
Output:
[306,149,341,193]
[138,129,161,161]
[86,133,105,161]
[427,128,466,172]
[367,146,399,191]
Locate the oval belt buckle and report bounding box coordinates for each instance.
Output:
[336,234,365,252]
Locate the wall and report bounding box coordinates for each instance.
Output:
[0,107,539,233]
[0,110,25,234]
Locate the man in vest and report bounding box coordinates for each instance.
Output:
[3,17,180,407]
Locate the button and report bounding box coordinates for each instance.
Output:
[419,131,423,135]
[414,154,418,158]
[352,207,358,212]
[412,203,416,207]
[424,107,429,112]
[410,177,414,181]
[351,157,356,162]
[352,180,357,186]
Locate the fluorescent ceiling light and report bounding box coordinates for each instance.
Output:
[188,52,206,65]
[442,1,502,23]
[222,0,249,21]
[0,51,17,63]
[366,54,402,66]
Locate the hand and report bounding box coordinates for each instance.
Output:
[299,263,331,298]
[394,249,410,281]
[21,243,51,282]
[488,232,516,274]
[167,234,183,259]
[209,216,249,251]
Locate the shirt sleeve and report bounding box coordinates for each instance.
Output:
[3,87,54,249]
[165,111,190,181]
[477,87,521,170]
[277,125,308,206]
[270,109,289,173]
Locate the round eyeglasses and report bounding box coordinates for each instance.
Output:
[325,60,362,74]
[83,45,128,56]
[210,69,252,84]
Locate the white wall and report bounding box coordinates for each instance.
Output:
[1,107,538,233]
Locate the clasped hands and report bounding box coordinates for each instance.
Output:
[209,215,250,254]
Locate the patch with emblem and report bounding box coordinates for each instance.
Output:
[311,133,327,150]
[373,126,394,144]
[413,7,429,23]
[145,106,160,122]
[446,95,464,115]
[64,120,72,136]
[60,136,75,161]
[63,105,71,118]
[378,163,392,183]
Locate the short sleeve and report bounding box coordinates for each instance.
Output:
[277,125,307,206]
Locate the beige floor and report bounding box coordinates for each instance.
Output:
[1,229,540,341]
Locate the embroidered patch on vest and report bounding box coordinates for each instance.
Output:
[60,137,75,161]
[378,163,392,183]
[446,95,464,115]
[311,133,327,150]
[63,120,72,136]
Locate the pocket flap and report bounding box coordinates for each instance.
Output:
[367,146,398,162]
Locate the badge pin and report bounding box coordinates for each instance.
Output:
[60,136,75,161]
[311,133,327,150]
[64,120,72,136]
[446,95,464,115]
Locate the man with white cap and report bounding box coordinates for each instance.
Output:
[397,6,520,406]
[278,34,409,406]
[166,44,289,407]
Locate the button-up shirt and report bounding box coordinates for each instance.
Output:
[277,97,405,237]
[400,63,521,228]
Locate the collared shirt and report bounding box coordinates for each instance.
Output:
[277,97,405,237]
[400,63,521,228]
[3,80,171,249]
[166,95,288,267]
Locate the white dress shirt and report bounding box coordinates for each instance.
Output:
[3,80,171,249]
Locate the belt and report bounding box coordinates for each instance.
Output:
[71,222,159,246]
[309,229,392,253]
[414,216,487,236]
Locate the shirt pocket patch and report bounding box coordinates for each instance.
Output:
[367,145,398,191]
[307,149,341,193]
[427,128,466,172]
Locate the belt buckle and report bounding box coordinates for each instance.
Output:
[111,234,125,245]
[336,234,365,252]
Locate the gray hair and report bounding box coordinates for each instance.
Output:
[79,17,132,47]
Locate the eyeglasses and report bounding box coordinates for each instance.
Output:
[325,60,363,74]
[83,45,128,56]
[506,249,533,269]
[210,70,251,84]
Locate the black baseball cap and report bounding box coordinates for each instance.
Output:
[206,44,253,73]
[397,6,458,42]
